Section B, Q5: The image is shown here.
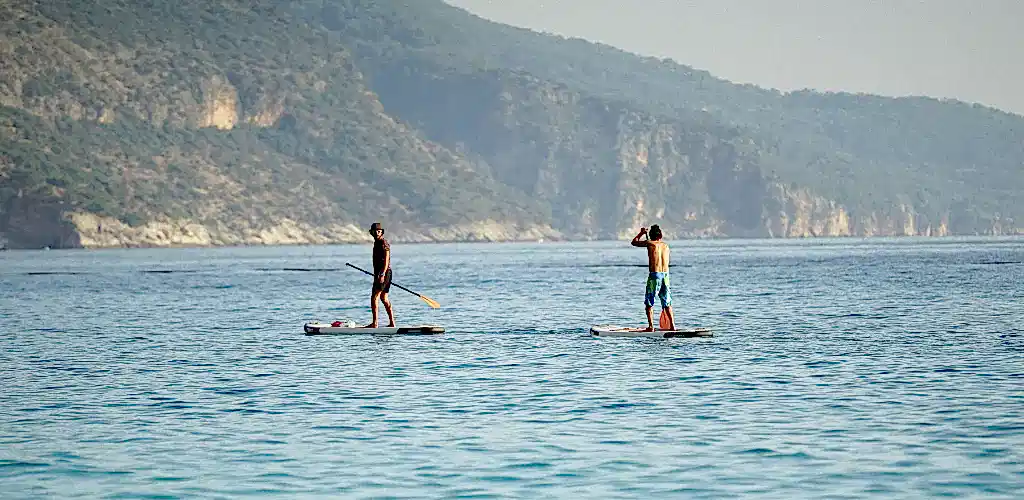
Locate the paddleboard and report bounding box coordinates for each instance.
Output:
[590,325,713,338]
[303,322,444,336]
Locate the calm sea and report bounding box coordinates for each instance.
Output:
[1,238,1022,498]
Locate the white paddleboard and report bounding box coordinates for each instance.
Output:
[590,325,713,338]
[303,322,445,336]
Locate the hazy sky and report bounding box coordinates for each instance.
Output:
[445,0,1024,115]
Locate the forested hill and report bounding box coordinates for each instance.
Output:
[1,0,1020,249]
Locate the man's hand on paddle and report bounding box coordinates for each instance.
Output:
[631,227,649,247]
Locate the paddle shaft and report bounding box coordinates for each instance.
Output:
[345,262,425,299]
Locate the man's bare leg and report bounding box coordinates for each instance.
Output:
[662,306,676,331]
[382,293,396,327]
[644,305,655,332]
[365,289,381,328]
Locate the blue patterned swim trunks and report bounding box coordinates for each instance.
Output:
[644,272,671,308]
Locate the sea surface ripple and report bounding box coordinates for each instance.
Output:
[1,238,1022,498]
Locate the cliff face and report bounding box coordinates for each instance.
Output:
[1,8,261,130]
[366,64,1021,239]
[0,0,1020,249]
[0,0,552,248]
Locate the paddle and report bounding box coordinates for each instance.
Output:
[659,310,671,330]
[345,263,440,308]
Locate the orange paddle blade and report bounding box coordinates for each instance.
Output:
[419,295,441,309]
[659,310,671,330]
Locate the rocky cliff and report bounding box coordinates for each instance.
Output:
[0,0,1020,249]
[0,0,553,248]
[364,64,1020,240]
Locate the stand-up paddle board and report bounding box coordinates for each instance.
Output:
[303,321,444,336]
[590,325,713,338]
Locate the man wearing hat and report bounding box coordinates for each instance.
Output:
[366,222,395,328]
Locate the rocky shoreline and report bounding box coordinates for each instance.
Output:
[0,211,1018,250]
[62,213,564,249]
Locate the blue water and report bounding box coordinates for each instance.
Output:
[1,238,1022,498]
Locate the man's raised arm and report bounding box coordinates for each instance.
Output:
[631,227,649,247]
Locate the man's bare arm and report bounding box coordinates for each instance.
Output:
[631,228,649,247]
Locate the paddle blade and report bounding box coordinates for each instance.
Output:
[659,310,671,330]
[419,295,441,309]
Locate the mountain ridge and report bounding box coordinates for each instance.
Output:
[0,0,1019,249]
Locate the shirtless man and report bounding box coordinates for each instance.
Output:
[365,222,396,328]
[631,224,675,331]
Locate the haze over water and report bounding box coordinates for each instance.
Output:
[2,238,1022,497]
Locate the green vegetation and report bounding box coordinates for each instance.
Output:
[0,0,1020,247]
[312,0,1022,231]
[1,0,546,247]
